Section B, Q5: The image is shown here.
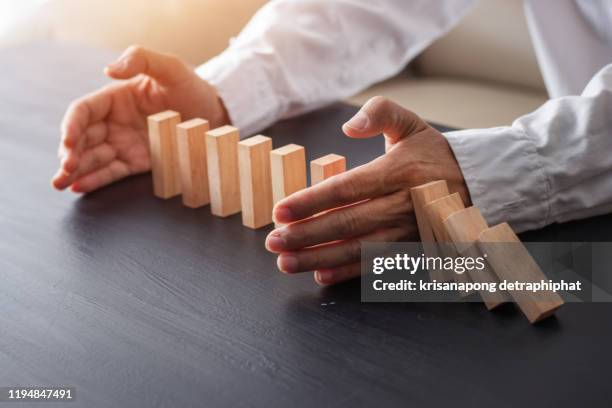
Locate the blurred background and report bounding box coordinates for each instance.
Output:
[0,0,548,129]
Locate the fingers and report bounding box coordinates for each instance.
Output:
[273,157,394,223]
[315,263,361,286]
[60,88,113,150]
[71,160,131,193]
[53,144,117,190]
[342,96,429,145]
[267,190,413,252]
[277,227,413,274]
[105,45,191,86]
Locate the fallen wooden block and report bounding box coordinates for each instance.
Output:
[477,222,564,323]
[176,118,210,208]
[270,144,307,226]
[444,206,511,310]
[238,135,274,229]
[410,181,452,282]
[310,154,346,185]
[205,125,241,217]
[424,193,474,296]
[147,110,182,199]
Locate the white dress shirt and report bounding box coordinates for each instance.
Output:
[196,0,612,232]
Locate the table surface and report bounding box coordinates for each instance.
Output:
[2,43,612,408]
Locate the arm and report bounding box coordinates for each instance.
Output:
[444,63,612,232]
[197,0,476,135]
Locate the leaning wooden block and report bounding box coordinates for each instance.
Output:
[477,223,564,323]
[238,135,273,229]
[176,118,210,208]
[270,144,307,227]
[205,125,241,217]
[424,193,474,296]
[147,110,182,199]
[410,180,452,282]
[310,154,346,185]
[444,206,511,310]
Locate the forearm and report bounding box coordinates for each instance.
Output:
[445,63,612,232]
[197,0,476,136]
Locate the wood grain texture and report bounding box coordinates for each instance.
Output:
[3,43,612,408]
[444,206,511,309]
[177,118,210,208]
[206,125,241,217]
[477,223,565,323]
[238,135,273,229]
[424,193,474,295]
[409,181,451,282]
[147,110,182,199]
[310,153,346,185]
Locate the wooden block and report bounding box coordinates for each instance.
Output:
[176,118,210,208]
[205,125,241,217]
[271,144,307,226]
[147,110,182,199]
[410,181,452,282]
[477,223,564,323]
[238,135,273,229]
[444,206,511,310]
[424,193,474,295]
[310,154,346,185]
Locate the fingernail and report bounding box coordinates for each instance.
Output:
[274,207,293,223]
[344,111,369,131]
[266,230,287,251]
[106,58,126,72]
[315,270,333,285]
[277,254,298,273]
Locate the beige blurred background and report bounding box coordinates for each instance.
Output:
[0,0,548,129]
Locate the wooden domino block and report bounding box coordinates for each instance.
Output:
[176,118,210,208]
[271,144,306,226]
[424,193,474,295]
[410,181,452,282]
[310,154,346,185]
[477,223,564,323]
[238,135,273,229]
[444,206,511,310]
[205,125,241,217]
[147,110,182,199]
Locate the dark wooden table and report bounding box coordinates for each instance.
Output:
[2,43,612,408]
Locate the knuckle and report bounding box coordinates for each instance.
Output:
[126,44,144,57]
[346,239,363,261]
[333,173,360,201]
[335,209,360,236]
[367,95,390,111]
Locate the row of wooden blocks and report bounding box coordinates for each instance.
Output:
[147,110,346,229]
[410,180,564,323]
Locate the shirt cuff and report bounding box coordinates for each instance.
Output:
[443,127,551,233]
[196,49,281,138]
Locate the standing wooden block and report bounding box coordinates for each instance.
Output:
[310,154,346,185]
[477,223,564,323]
[147,110,182,199]
[271,144,307,226]
[176,118,210,208]
[238,135,273,229]
[444,206,511,310]
[424,193,474,295]
[205,125,241,217]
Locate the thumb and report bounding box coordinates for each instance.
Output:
[104,45,191,85]
[342,96,428,145]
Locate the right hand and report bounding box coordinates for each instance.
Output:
[52,45,229,193]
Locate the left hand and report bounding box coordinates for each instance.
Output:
[265,96,471,285]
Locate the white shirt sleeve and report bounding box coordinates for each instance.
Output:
[444,63,612,233]
[196,0,476,136]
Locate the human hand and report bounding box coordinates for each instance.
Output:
[265,97,471,285]
[52,45,229,193]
